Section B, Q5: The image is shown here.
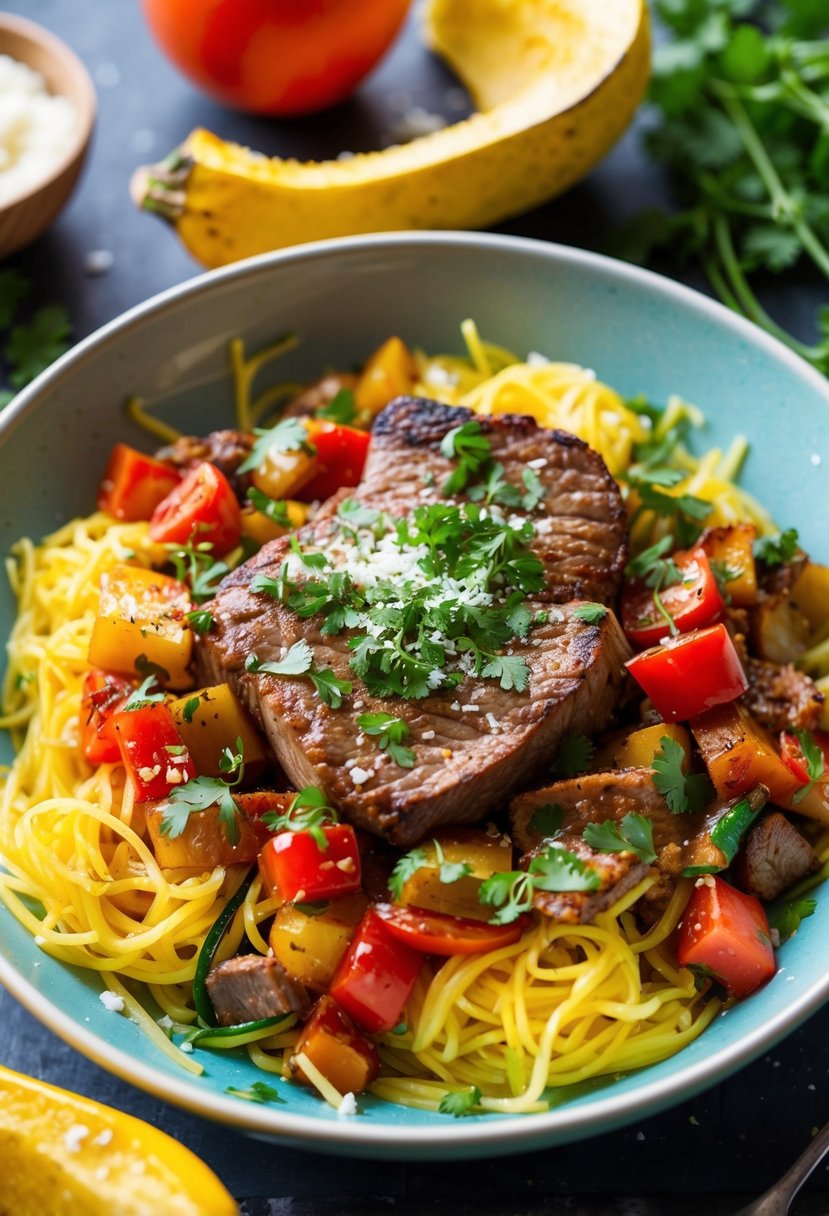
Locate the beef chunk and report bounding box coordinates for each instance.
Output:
[735,812,819,903]
[205,955,310,1026]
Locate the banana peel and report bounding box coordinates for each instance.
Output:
[0,1063,237,1216]
[133,0,650,268]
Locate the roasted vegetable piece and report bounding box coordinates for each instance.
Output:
[270,892,368,991]
[397,828,514,922]
[353,336,418,422]
[374,902,528,955]
[692,703,802,806]
[626,624,748,722]
[749,592,811,665]
[239,498,307,546]
[699,523,758,607]
[144,790,286,868]
[169,684,269,784]
[329,907,422,1033]
[88,563,193,689]
[259,823,362,902]
[791,562,829,635]
[79,670,134,764]
[150,461,242,554]
[97,443,181,522]
[621,546,724,649]
[780,729,829,789]
[249,429,318,501]
[112,703,196,802]
[677,875,775,999]
[593,723,692,772]
[297,420,372,502]
[292,996,380,1097]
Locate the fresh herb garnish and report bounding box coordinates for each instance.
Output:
[652,735,714,814]
[710,560,743,600]
[754,528,800,567]
[225,1081,284,1104]
[357,712,416,768]
[440,421,492,496]
[167,537,229,604]
[768,896,817,942]
[246,643,353,708]
[246,487,293,530]
[182,695,201,724]
[627,468,711,547]
[572,603,608,624]
[122,674,165,712]
[439,1085,482,1118]
[135,653,170,684]
[388,840,472,901]
[316,387,356,425]
[550,735,595,778]
[529,803,564,837]
[790,729,825,805]
[479,844,600,924]
[161,737,245,844]
[626,535,685,638]
[186,608,215,634]
[238,416,316,474]
[583,813,657,865]
[262,786,338,850]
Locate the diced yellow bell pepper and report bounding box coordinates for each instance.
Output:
[593,723,692,771]
[691,702,801,807]
[700,522,758,606]
[240,499,308,547]
[354,336,417,422]
[145,789,289,869]
[792,562,829,637]
[88,564,193,689]
[750,594,811,664]
[250,427,317,500]
[270,892,368,991]
[398,828,513,922]
[169,684,269,784]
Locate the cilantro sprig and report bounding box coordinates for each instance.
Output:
[583,813,657,866]
[440,421,492,496]
[121,674,165,712]
[245,642,352,708]
[167,537,229,604]
[225,1081,284,1104]
[439,1086,482,1117]
[246,487,294,530]
[625,535,686,638]
[262,786,339,850]
[161,737,245,844]
[238,416,316,474]
[316,387,356,425]
[388,840,473,902]
[651,735,714,814]
[754,527,800,567]
[357,712,416,768]
[790,729,825,805]
[479,844,600,925]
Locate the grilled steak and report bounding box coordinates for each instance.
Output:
[743,657,824,733]
[522,834,649,924]
[733,811,819,903]
[198,398,631,846]
[205,955,310,1026]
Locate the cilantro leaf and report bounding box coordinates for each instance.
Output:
[754,528,799,566]
[316,387,356,425]
[768,896,817,942]
[309,667,353,708]
[238,417,316,474]
[225,1081,284,1104]
[652,735,714,814]
[572,603,608,624]
[582,813,657,865]
[246,641,314,677]
[388,847,429,902]
[135,653,170,684]
[161,757,244,846]
[551,735,595,778]
[246,487,294,530]
[6,303,71,387]
[439,1086,481,1117]
[440,421,492,496]
[337,499,382,531]
[262,786,338,850]
[480,654,530,692]
[790,729,825,805]
[122,674,165,712]
[182,696,201,724]
[357,712,415,768]
[186,609,214,635]
[433,839,473,887]
[479,844,600,925]
[166,538,229,604]
[529,803,564,837]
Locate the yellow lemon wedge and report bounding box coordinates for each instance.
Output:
[132,0,649,268]
[0,1064,238,1216]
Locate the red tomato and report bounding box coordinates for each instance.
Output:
[621,547,724,649]
[373,903,529,956]
[780,730,829,787]
[329,907,422,1033]
[98,444,181,522]
[80,670,134,764]
[626,624,748,723]
[112,703,197,802]
[141,0,412,116]
[299,422,371,503]
[149,461,241,554]
[677,876,775,999]
[259,824,362,903]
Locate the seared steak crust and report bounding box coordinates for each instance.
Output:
[199,398,631,846]
[522,834,649,924]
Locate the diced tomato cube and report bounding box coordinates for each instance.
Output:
[112,702,196,802]
[677,875,776,999]
[258,824,362,903]
[98,443,181,522]
[329,907,422,1033]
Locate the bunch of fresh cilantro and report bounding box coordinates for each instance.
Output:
[620,0,829,370]
[0,268,71,408]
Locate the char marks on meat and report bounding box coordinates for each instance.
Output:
[199,398,631,846]
[205,955,310,1026]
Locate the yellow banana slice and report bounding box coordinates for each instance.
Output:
[133,0,649,267]
[0,1064,237,1216]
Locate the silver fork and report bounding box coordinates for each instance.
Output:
[736,1120,829,1215]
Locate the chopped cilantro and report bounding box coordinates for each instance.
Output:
[316,387,356,425]
[246,641,314,677]
[166,537,229,604]
[225,1081,283,1104]
[161,737,245,845]
[768,896,817,942]
[238,416,316,474]
[182,696,201,724]
[583,813,657,865]
[439,421,492,496]
[479,844,600,925]
[551,735,595,778]
[572,603,608,624]
[186,609,214,634]
[135,653,170,684]
[439,1086,482,1118]
[652,735,714,814]
[754,528,799,567]
[122,674,165,712]
[529,803,564,837]
[790,729,825,805]
[388,846,429,902]
[357,712,416,768]
[246,487,294,530]
[262,786,339,850]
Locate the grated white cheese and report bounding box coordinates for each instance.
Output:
[526,351,551,366]
[92,1129,113,1147]
[422,729,436,740]
[337,1092,358,1117]
[0,55,77,205]
[350,766,371,786]
[98,990,124,1013]
[63,1124,89,1153]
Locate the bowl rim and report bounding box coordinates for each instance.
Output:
[0,11,96,209]
[2,229,829,1156]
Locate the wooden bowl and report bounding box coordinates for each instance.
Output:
[0,14,96,257]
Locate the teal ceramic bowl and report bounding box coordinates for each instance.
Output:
[1,233,828,1159]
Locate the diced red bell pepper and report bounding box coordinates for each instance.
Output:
[149,461,241,554]
[373,902,530,956]
[626,623,748,723]
[677,875,776,999]
[329,907,422,1033]
[112,702,196,802]
[621,546,724,649]
[258,824,362,903]
[780,729,829,788]
[292,995,380,1096]
[97,443,181,522]
[80,670,134,764]
[298,421,371,502]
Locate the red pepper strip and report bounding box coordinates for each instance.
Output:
[112,702,196,802]
[373,902,530,956]
[80,670,134,764]
[97,443,181,522]
[258,824,362,903]
[329,907,422,1033]
[626,623,748,723]
[677,875,775,999]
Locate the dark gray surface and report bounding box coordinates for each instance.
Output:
[2,1,828,1208]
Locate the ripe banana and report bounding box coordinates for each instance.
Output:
[133,0,649,268]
